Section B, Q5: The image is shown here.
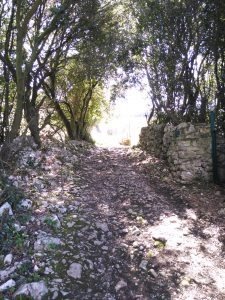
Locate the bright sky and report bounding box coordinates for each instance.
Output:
[92,87,150,146]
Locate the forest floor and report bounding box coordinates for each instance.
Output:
[0,139,225,300]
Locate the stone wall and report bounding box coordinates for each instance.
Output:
[217,135,225,182]
[139,122,213,183]
[139,124,166,158]
[167,123,212,183]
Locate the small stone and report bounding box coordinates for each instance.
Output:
[102,246,108,251]
[0,202,13,217]
[14,223,22,232]
[13,281,48,300]
[149,269,158,278]
[215,191,221,196]
[67,221,75,228]
[218,208,225,215]
[52,291,59,299]
[44,267,53,275]
[94,240,102,246]
[181,277,191,286]
[4,254,13,266]
[133,241,139,248]
[67,263,82,279]
[96,222,109,232]
[131,226,140,235]
[0,279,16,292]
[139,260,148,271]
[34,232,62,251]
[61,290,69,296]
[115,279,127,292]
[86,259,94,270]
[19,199,32,209]
[58,207,67,214]
[34,265,39,272]
[0,264,18,281]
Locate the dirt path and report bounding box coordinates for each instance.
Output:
[1,142,225,300]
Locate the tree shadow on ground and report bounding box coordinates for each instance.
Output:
[86,147,225,299]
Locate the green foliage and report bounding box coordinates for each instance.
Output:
[27,272,41,283]
[154,240,166,250]
[18,261,33,276]
[0,216,26,254]
[48,242,60,251]
[17,213,32,225]
[0,177,24,208]
[53,59,110,140]
[146,250,154,258]
[126,0,225,126]
[15,232,25,250]
[44,217,58,229]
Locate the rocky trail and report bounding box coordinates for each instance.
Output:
[0,140,225,300]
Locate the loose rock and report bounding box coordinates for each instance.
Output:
[96,222,109,232]
[4,254,13,266]
[19,198,32,209]
[0,202,13,217]
[13,281,48,300]
[0,279,16,292]
[67,263,82,279]
[115,279,127,292]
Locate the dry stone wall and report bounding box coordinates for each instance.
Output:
[167,123,212,183]
[217,135,225,182]
[139,122,214,183]
[139,125,166,158]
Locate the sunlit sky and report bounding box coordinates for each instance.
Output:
[92,87,150,146]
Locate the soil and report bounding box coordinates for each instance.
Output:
[1,142,225,300]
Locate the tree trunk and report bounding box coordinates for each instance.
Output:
[7,7,25,142]
[54,101,76,140]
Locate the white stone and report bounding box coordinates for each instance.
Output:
[149,269,158,278]
[44,267,53,275]
[52,291,59,299]
[95,222,109,232]
[13,281,48,300]
[34,231,62,251]
[34,265,39,272]
[67,221,75,228]
[139,260,148,271]
[58,207,67,214]
[19,199,32,209]
[115,279,127,292]
[67,263,82,279]
[102,246,108,251]
[4,254,13,266]
[0,264,18,281]
[14,223,22,232]
[218,208,225,215]
[0,202,13,217]
[0,279,16,292]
